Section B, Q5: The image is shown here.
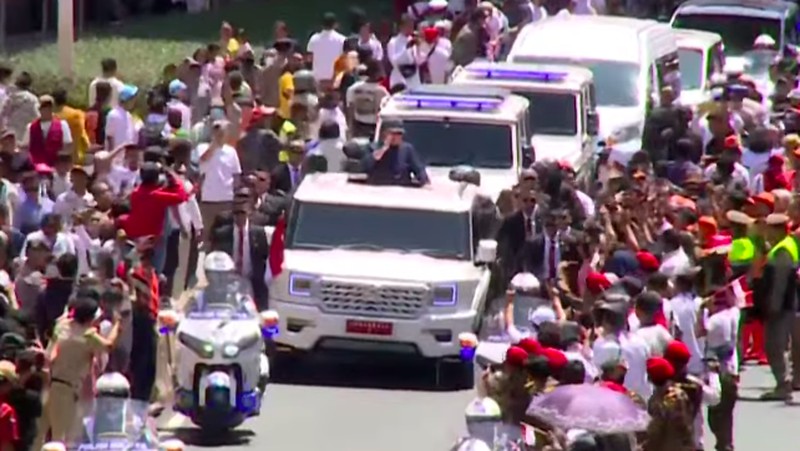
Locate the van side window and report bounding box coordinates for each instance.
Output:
[656,52,681,97]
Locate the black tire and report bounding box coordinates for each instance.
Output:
[439,358,475,391]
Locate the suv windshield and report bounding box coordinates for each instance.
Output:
[678,48,704,90]
[672,14,781,56]
[391,120,514,169]
[520,91,578,136]
[287,201,472,260]
[514,57,640,107]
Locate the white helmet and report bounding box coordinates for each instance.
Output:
[204,251,235,273]
[464,397,502,420]
[754,34,776,48]
[95,372,130,398]
[455,439,491,451]
[509,272,540,295]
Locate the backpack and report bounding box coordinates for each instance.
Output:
[138,116,168,148]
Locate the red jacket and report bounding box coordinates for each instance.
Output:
[28,118,64,166]
[123,175,188,239]
[268,215,286,278]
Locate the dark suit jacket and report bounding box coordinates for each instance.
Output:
[361,143,430,186]
[210,215,271,310]
[270,163,302,194]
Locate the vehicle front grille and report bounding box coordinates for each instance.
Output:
[318,280,428,319]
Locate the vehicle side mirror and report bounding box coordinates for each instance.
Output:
[476,239,497,264]
[521,145,534,168]
[587,111,599,136]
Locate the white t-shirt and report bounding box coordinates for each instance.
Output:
[20,119,73,148]
[634,324,673,357]
[307,29,346,81]
[669,292,705,375]
[53,190,95,221]
[704,307,741,375]
[619,332,652,400]
[167,99,193,131]
[197,143,241,202]
[88,76,125,107]
[107,166,140,196]
[105,106,138,163]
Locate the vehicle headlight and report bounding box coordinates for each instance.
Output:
[289,273,315,297]
[222,344,240,358]
[178,332,214,359]
[431,283,458,306]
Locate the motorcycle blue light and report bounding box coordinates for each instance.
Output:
[262,325,279,339]
[158,326,170,335]
[460,346,476,361]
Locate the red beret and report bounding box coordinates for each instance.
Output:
[636,251,660,272]
[505,346,529,368]
[586,271,612,295]
[518,338,543,356]
[542,347,568,372]
[646,357,675,384]
[664,341,691,369]
[723,134,741,151]
[422,27,439,43]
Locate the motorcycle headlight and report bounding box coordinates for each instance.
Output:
[289,273,315,297]
[178,332,214,359]
[222,344,240,358]
[431,283,458,306]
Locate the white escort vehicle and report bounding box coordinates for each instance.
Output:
[674,29,725,107]
[377,85,531,199]
[508,16,679,155]
[269,171,500,387]
[450,62,599,177]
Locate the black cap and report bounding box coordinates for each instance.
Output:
[383,119,405,133]
[635,291,662,313]
[559,321,581,347]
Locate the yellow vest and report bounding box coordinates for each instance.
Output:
[729,237,756,264]
[278,120,297,163]
[767,235,800,264]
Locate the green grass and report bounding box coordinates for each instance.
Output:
[6,0,390,109]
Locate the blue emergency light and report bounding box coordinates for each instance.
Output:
[467,67,569,82]
[395,94,504,111]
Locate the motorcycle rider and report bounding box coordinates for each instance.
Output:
[451,397,503,450]
[189,251,270,393]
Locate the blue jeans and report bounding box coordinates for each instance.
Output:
[152,215,170,273]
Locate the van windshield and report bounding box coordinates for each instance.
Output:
[519,91,578,136]
[513,57,640,107]
[672,13,781,56]
[381,120,514,169]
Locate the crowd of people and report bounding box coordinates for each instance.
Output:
[0,0,793,450]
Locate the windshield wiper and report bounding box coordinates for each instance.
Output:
[337,243,387,251]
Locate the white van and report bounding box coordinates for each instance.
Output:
[507,15,679,153]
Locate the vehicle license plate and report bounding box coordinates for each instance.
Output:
[346,319,393,336]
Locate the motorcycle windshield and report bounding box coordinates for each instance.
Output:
[68,398,157,451]
[185,273,257,320]
[481,295,550,343]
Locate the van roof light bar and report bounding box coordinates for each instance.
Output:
[467,67,569,82]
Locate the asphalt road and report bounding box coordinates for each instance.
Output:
[155,358,800,451]
[159,264,800,451]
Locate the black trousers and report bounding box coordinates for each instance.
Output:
[162,229,181,296]
[130,309,157,402]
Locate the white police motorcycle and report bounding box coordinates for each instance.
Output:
[43,373,185,451]
[158,252,279,431]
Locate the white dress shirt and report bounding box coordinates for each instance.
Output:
[421,41,452,84]
[21,230,75,259]
[659,248,691,278]
[233,221,272,287]
[53,189,95,222]
[197,143,241,202]
[173,177,203,234]
[20,119,73,149]
[71,225,101,276]
[358,34,384,62]
[387,34,421,89]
